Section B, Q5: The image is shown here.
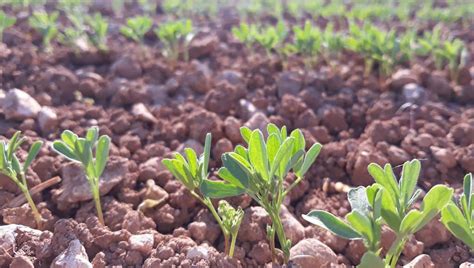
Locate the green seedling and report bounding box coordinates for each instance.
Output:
[120,15,152,43]
[0,132,43,228]
[52,126,110,225]
[232,22,257,53]
[200,124,322,264]
[436,39,465,82]
[86,13,109,51]
[28,11,59,51]
[58,12,87,51]
[288,21,322,69]
[254,21,287,58]
[441,173,474,251]
[0,10,16,42]
[154,19,193,62]
[218,200,244,257]
[304,159,453,268]
[346,22,401,77]
[162,133,242,257]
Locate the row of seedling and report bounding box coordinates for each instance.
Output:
[1,124,472,265]
[232,20,466,81]
[161,124,474,265]
[0,10,193,63]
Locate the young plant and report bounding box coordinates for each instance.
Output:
[162,133,243,257]
[304,159,453,268]
[0,10,16,42]
[200,124,322,264]
[86,13,109,51]
[441,173,474,251]
[28,11,59,51]
[52,127,110,225]
[232,22,257,53]
[254,21,287,58]
[154,19,193,62]
[288,21,322,69]
[218,200,244,257]
[346,22,400,77]
[120,15,152,43]
[0,132,43,228]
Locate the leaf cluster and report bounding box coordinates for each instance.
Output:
[441,173,474,250]
[28,11,59,50]
[304,159,453,267]
[0,131,43,227]
[52,127,110,224]
[154,19,193,61]
[120,15,152,43]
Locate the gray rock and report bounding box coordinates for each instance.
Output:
[131,103,158,124]
[280,206,305,245]
[290,238,338,268]
[402,83,426,105]
[3,89,41,120]
[403,254,434,268]
[51,239,92,268]
[244,112,270,133]
[186,246,209,260]
[277,71,302,98]
[38,106,58,134]
[111,56,142,79]
[54,157,127,203]
[129,233,154,255]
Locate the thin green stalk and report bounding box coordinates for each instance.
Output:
[229,232,238,257]
[270,208,290,264]
[20,184,43,229]
[385,235,407,268]
[90,178,104,225]
[198,195,230,254]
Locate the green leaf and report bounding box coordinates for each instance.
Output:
[95,135,110,178]
[184,148,198,177]
[200,179,245,198]
[399,210,423,235]
[86,126,99,145]
[61,130,77,148]
[380,188,401,231]
[240,127,252,144]
[296,143,322,177]
[358,252,384,268]
[367,163,399,199]
[463,173,472,214]
[303,210,362,240]
[400,159,421,208]
[348,186,370,215]
[441,203,474,249]
[267,123,281,140]
[248,130,269,181]
[7,131,21,161]
[234,145,248,161]
[23,141,43,172]
[201,133,212,180]
[0,141,6,170]
[290,129,305,154]
[52,141,79,162]
[11,154,21,175]
[270,137,294,179]
[221,153,251,189]
[217,167,245,188]
[266,134,280,167]
[346,210,374,243]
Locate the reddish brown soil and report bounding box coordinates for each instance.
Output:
[1,3,474,268]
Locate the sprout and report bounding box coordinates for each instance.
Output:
[52,126,110,225]
[154,19,193,62]
[304,159,454,268]
[28,11,59,51]
[0,132,43,228]
[200,124,322,264]
[162,133,243,257]
[441,173,474,251]
[120,16,153,44]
